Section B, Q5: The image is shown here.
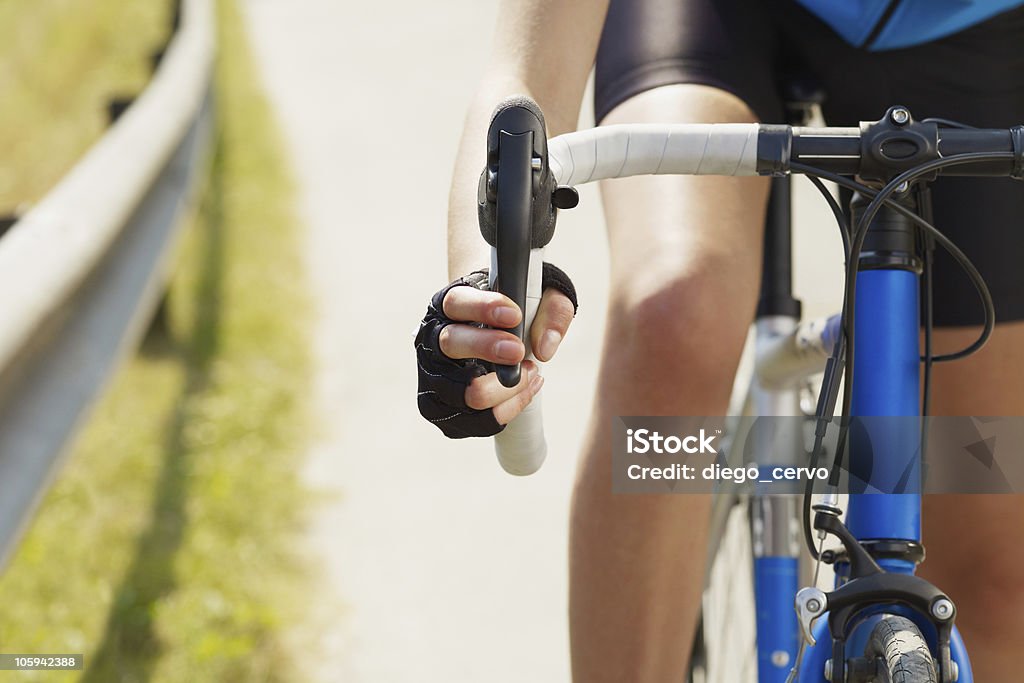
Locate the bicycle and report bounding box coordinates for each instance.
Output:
[476,94,1024,682]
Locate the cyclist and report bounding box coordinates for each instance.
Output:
[415,1,1024,679]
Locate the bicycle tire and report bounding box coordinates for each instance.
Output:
[864,615,937,683]
[688,494,757,683]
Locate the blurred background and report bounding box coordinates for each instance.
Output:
[0,0,844,681]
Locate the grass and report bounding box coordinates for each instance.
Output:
[0,0,314,681]
[0,0,174,210]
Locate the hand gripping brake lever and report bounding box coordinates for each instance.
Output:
[477,96,576,474]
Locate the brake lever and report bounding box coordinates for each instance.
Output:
[480,98,554,388]
[492,129,534,387]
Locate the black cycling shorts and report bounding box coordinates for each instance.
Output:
[595,0,1024,326]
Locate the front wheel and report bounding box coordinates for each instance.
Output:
[862,615,937,683]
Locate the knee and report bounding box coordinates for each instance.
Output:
[608,261,754,387]
[921,497,1024,637]
[950,561,1024,636]
[589,262,759,419]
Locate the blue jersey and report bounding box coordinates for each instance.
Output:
[796,0,1024,50]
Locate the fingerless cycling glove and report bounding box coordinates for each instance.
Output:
[415,264,577,439]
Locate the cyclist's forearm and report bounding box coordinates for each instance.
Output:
[445,0,610,280]
[446,83,511,280]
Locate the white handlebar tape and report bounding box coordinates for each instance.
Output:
[488,125,759,475]
[548,123,761,187]
[492,248,547,476]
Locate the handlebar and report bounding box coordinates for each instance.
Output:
[490,249,546,475]
[547,115,1024,188]
[481,98,1024,475]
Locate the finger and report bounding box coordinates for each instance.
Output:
[438,323,525,363]
[443,286,521,328]
[464,361,537,410]
[492,372,545,425]
[529,289,575,362]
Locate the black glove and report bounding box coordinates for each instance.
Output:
[415,264,578,439]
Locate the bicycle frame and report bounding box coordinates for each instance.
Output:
[805,204,973,681]
[748,177,975,682]
[747,173,806,683]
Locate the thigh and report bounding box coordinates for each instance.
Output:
[917,324,1024,676]
[568,83,769,683]
[595,0,784,125]
[594,0,780,393]
[919,322,1024,589]
[597,85,769,413]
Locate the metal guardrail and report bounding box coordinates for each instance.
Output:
[0,0,214,567]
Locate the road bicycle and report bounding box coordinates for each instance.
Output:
[475,93,1024,682]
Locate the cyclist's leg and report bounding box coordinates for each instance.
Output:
[909,11,1024,671]
[917,325,1024,681]
[782,5,1024,674]
[569,84,769,682]
[578,1,782,679]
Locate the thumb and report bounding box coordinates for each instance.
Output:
[529,288,575,362]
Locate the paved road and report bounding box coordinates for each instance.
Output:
[242,2,843,680]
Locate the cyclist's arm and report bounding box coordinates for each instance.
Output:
[417,0,606,437]
[446,0,610,279]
